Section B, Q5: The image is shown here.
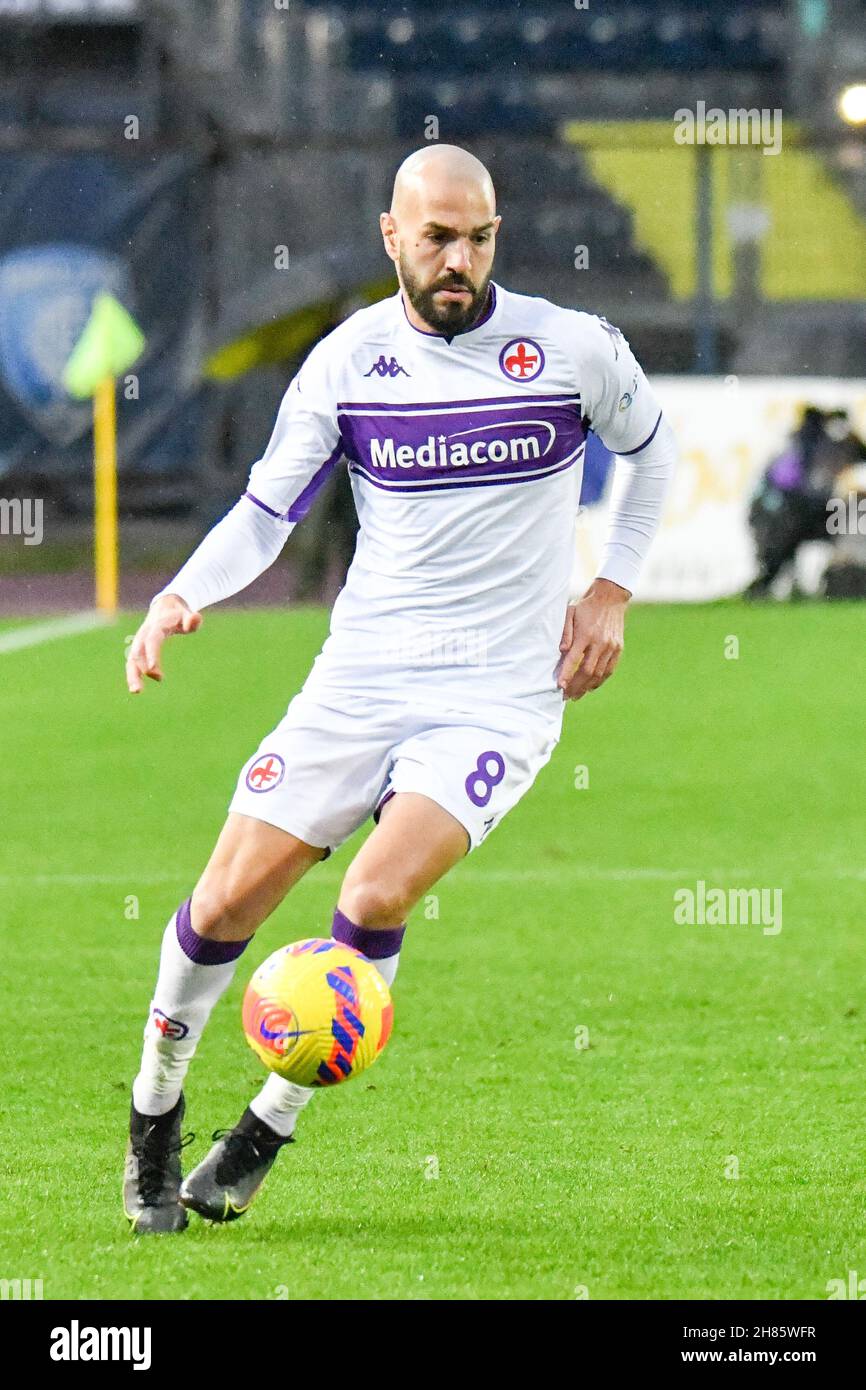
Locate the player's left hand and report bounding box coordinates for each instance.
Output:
[556,577,631,701]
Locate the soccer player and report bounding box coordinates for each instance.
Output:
[122,144,676,1233]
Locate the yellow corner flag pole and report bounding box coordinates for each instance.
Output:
[62,292,146,619]
[93,377,119,614]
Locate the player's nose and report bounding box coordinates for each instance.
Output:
[444,239,473,273]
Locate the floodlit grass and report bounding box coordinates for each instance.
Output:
[1,603,864,1300]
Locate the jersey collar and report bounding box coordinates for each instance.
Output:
[397,281,502,346]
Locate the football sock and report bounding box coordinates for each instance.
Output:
[132,898,251,1118]
[248,909,406,1138]
[332,907,405,988]
[248,1074,314,1138]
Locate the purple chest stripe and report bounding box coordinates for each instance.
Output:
[339,398,585,490]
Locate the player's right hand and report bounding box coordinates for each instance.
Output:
[126,594,202,694]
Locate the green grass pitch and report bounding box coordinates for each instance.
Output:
[1,602,864,1300]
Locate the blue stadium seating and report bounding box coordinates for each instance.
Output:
[0,16,150,130]
[321,3,785,76]
[396,82,554,139]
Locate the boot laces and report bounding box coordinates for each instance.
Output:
[134,1127,195,1204]
[212,1127,284,1185]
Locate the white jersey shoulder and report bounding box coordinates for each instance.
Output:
[298,296,402,378]
[299,287,659,449]
[494,285,662,453]
[247,284,663,522]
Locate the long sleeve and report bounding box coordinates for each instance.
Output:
[596,416,677,594]
[153,330,344,611]
[154,495,293,612]
[576,314,676,595]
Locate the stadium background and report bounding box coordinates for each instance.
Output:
[2,0,866,1305]
[2,0,866,606]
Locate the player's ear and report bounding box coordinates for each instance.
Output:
[379,212,399,263]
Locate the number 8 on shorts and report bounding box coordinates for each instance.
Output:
[464,751,506,808]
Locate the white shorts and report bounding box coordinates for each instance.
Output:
[228,689,561,853]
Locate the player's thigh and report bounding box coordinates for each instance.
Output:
[229,690,400,856]
[191,812,326,941]
[339,792,469,926]
[383,718,559,852]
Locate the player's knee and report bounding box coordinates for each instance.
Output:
[339,876,414,928]
[190,878,257,939]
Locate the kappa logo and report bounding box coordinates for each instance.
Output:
[499,338,545,382]
[364,355,410,379]
[246,753,286,793]
[151,1008,189,1041]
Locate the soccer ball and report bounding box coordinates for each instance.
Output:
[242,938,393,1087]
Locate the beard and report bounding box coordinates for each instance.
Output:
[399,252,492,335]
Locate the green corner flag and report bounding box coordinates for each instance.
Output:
[62,292,146,616]
[63,292,145,399]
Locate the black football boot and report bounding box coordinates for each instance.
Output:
[123,1094,193,1234]
[180,1106,293,1223]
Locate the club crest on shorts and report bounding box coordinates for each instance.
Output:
[246,752,285,793]
[499,337,545,382]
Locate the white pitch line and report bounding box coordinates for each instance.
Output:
[0,868,714,886]
[0,611,111,654]
[0,867,862,887]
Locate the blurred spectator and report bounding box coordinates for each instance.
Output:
[745,406,866,598]
[824,458,866,598]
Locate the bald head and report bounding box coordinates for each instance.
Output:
[391,144,496,220]
[381,144,501,335]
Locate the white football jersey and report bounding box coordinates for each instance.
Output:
[244,282,663,725]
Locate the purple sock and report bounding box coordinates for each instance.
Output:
[175,898,251,965]
[332,907,405,960]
